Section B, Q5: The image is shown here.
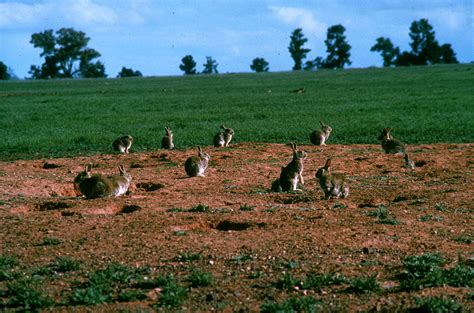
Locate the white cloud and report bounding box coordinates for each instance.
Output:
[65,0,118,25]
[0,0,149,29]
[269,6,326,38]
[0,2,49,28]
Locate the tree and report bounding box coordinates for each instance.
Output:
[250,58,269,72]
[117,67,143,78]
[202,56,218,74]
[179,55,197,75]
[409,18,439,65]
[317,24,352,69]
[28,28,106,79]
[370,19,459,67]
[438,44,458,64]
[0,61,10,80]
[288,28,310,70]
[370,37,400,67]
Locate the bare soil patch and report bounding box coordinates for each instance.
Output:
[0,143,472,311]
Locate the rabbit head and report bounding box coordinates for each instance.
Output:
[378,128,392,141]
[315,159,331,180]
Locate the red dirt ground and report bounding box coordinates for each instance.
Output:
[0,143,472,311]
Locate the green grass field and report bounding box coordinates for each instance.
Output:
[0,64,472,160]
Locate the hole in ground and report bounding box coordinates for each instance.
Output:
[213,220,265,231]
[136,182,165,192]
[37,201,73,211]
[118,204,142,214]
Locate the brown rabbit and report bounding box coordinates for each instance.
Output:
[213,125,234,147]
[161,126,174,149]
[310,121,332,146]
[378,128,405,154]
[315,159,349,199]
[74,164,132,199]
[112,135,133,154]
[275,142,307,192]
[184,146,211,177]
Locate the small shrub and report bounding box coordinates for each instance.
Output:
[303,272,346,291]
[399,253,446,290]
[53,256,81,272]
[40,236,61,246]
[71,285,109,305]
[377,217,399,225]
[156,280,187,308]
[261,296,322,312]
[434,202,447,211]
[347,274,380,294]
[70,263,148,305]
[365,205,389,219]
[412,296,463,312]
[274,273,299,290]
[454,235,472,244]
[0,255,19,281]
[167,207,183,212]
[443,263,474,287]
[233,253,253,264]
[174,251,202,262]
[134,274,174,289]
[32,266,54,277]
[6,277,53,310]
[117,289,147,302]
[239,205,255,211]
[187,269,213,287]
[188,204,209,213]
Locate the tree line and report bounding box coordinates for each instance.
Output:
[0,19,458,80]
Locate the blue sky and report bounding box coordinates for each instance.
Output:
[0,0,472,78]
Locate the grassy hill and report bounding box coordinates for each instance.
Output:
[0,64,472,160]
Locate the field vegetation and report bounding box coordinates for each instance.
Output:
[0,64,472,160]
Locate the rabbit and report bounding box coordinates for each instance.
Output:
[185,146,211,177]
[74,164,132,199]
[404,154,415,169]
[271,175,283,192]
[315,159,349,199]
[278,142,307,192]
[378,128,405,154]
[112,135,133,154]
[161,126,174,149]
[310,121,332,146]
[213,125,234,147]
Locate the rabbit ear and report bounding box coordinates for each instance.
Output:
[220,125,226,130]
[319,121,324,127]
[324,159,332,169]
[292,142,297,151]
[197,146,202,153]
[86,163,92,173]
[288,142,296,151]
[118,165,126,174]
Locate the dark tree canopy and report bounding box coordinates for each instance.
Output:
[179,55,197,75]
[316,24,352,69]
[117,67,143,78]
[0,61,10,80]
[409,18,439,64]
[202,56,218,74]
[288,28,311,70]
[29,28,107,79]
[370,37,400,67]
[250,57,269,72]
[371,19,458,67]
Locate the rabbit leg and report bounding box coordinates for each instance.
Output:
[298,172,304,185]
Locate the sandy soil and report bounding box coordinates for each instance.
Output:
[0,143,472,311]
